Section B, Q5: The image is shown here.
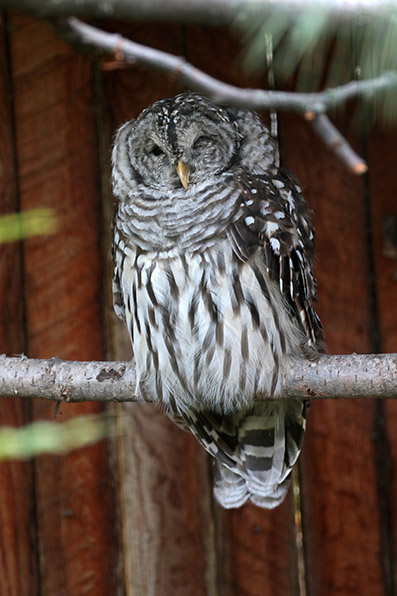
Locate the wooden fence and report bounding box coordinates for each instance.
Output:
[0,12,396,596]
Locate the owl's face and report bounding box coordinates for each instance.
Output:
[126,94,242,190]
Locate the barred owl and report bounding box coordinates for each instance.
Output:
[112,93,323,509]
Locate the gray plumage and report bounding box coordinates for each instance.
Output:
[112,93,324,508]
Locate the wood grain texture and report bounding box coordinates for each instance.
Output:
[8,13,120,596]
[117,404,216,596]
[0,14,38,596]
[216,501,299,596]
[279,111,385,595]
[368,126,397,593]
[185,25,300,596]
[100,22,217,596]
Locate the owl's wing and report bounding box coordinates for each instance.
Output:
[228,168,324,349]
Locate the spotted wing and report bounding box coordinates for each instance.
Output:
[228,168,324,349]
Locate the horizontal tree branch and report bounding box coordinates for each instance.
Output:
[3,0,395,25]
[1,353,397,403]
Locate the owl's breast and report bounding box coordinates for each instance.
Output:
[119,240,303,413]
[116,175,243,253]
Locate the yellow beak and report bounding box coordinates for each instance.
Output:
[177,161,190,189]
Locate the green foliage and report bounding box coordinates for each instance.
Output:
[0,208,58,243]
[0,413,115,459]
[235,1,397,123]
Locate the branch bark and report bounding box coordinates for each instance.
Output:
[1,353,397,403]
[2,0,394,25]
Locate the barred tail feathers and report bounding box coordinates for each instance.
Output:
[214,465,250,508]
[214,463,291,509]
[213,401,306,509]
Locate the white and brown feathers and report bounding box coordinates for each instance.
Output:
[112,93,323,508]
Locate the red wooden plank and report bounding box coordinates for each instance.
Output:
[8,13,120,595]
[101,22,217,596]
[279,112,385,594]
[0,15,38,596]
[217,501,299,596]
[368,126,397,592]
[368,127,397,350]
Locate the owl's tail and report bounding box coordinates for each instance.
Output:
[213,401,306,509]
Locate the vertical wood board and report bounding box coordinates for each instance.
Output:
[0,13,38,596]
[368,127,397,593]
[279,112,385,595]
[8,13,120,596]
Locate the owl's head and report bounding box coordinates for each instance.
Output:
[114,93,245,191]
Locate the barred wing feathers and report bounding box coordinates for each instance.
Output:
[230,168,324,348]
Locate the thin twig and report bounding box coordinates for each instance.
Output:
[56,18,397,174]
[308,113,368,174]
[1,353,397,402]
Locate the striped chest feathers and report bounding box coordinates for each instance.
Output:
[119,240,304,414]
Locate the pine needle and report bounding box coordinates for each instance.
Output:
[236,2,397,123]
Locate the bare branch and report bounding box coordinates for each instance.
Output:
[1,353,397,403]
[0,356,135,403]
[282,354,397,400]
[307,113,368,174]
[56,17,397,173]
[58,18,397,116]
[1,0,395,25]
